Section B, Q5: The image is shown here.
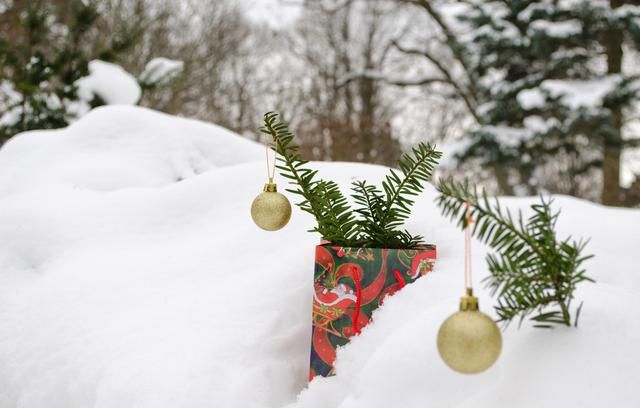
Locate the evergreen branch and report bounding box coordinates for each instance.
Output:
[261,112,358,245]
[351,180,386,240]
[436,177,594,328]
[314,180,362,245]
[261,112,321,217]
[260,112,440,249]
[370,143,441,247]
[352,180,384,223]
[437,178,544,260]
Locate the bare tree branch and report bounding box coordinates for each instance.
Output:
[392,40,480,122]
[401,0,478,99]
[337,69,450,86]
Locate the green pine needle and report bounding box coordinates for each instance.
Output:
[260,112,441,248]
[436,177,595,328]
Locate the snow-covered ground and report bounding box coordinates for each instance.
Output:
[0,106,638,408]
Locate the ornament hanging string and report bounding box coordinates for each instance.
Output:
[437,200,503,374]
[264,136,279,183]
[464,201,473,291]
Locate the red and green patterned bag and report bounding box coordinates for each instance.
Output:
[309,244,436,380]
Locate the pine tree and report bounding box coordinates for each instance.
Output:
[395,1,640,204]
[451,0,640,204]
[0,0,141,144]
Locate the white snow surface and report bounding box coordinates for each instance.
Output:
[0,106,263,194]
[76,60,141,106]
[0,106,639,408]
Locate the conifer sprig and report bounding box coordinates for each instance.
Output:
[436,178,594,328]
[376,143,441,247]
[261,112,359,245]
[260,112,441,248]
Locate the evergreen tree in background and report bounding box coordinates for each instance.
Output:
[0,0,141,144]
[452,0,640,205]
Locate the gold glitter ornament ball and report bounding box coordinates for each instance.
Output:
[437,289,502,374]
[251,182,292,231]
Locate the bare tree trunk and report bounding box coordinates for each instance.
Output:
[294,0,400,166]
[602,0,624,206]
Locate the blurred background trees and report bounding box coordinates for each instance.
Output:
[1,0,639,207]
[0,0,142,142]
[289,0,403,165]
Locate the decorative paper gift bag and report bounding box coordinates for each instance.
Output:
[309,244,436,380]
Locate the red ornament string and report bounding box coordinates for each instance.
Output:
[464,201,473,291]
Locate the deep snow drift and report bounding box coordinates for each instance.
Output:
[0,106,638,408]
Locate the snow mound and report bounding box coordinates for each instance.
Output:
[0,105,263,194]
[0,107,638,408]
[76,60,142,105]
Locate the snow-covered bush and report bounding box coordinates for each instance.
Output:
[139,57,185,89]
[0,2,182,145]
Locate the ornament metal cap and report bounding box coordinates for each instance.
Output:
[460,287,479,311]
[264,178,277,192]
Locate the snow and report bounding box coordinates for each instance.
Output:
[139,58,184,87]
[528,19,582,38]
[0,79,68,128]
[523,115,559,133]
[438,2,474,30]
[516,88,546,110]
[614,4,640,19]
[543,76,621,109]
[480,125,532,147]
[558,0,609,9]
[0,106,639,408]
[518,3,547,23]
[0,80,22,127]
[517,76,622,110]
[0,106,263,194]
[75,60,141,106]
[1,61,141,128]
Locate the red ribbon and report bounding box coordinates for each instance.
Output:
[393,269,406,289]
[352,266,362,335]
[351,267,407,335]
